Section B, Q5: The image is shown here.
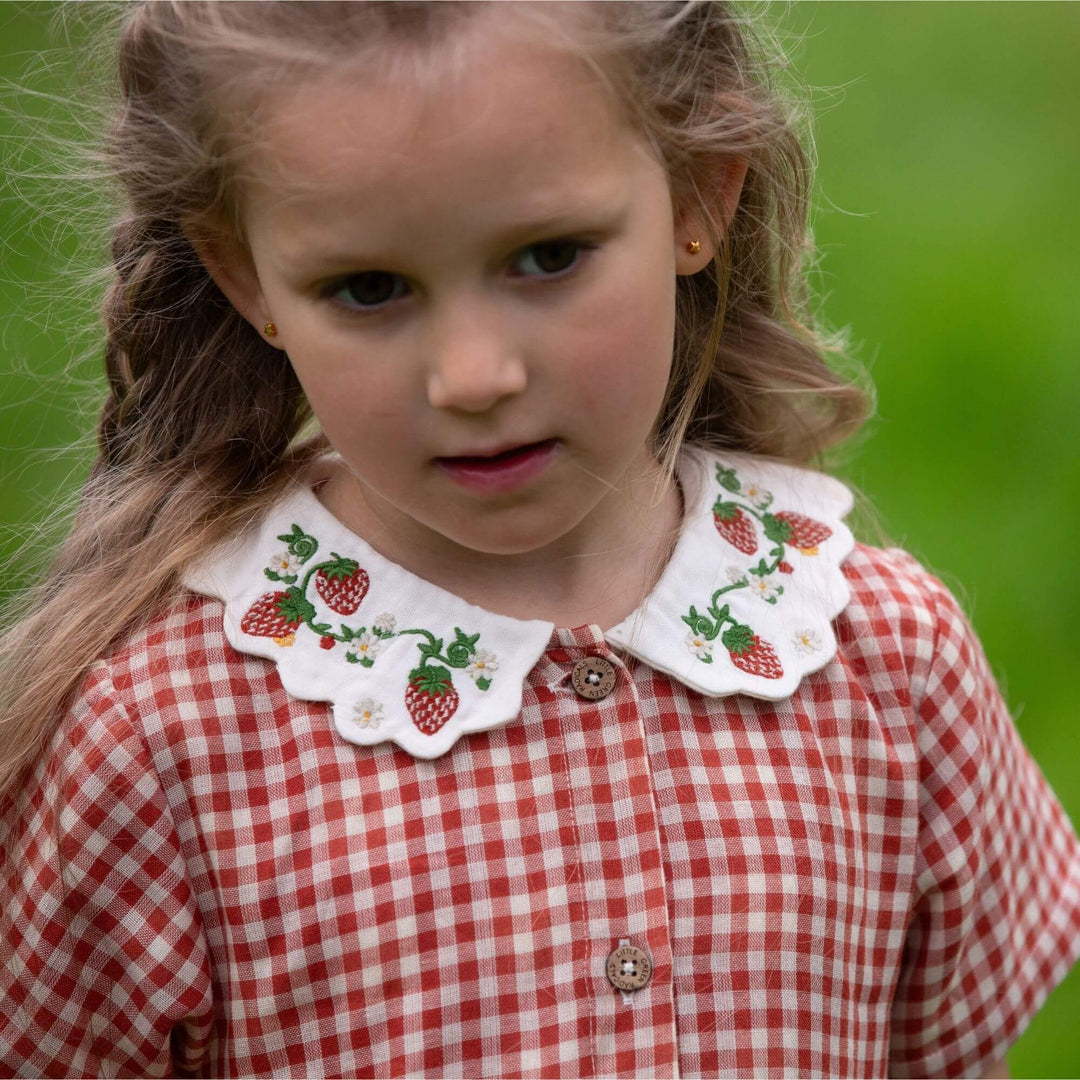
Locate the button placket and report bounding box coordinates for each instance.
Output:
[551,638,678,1077]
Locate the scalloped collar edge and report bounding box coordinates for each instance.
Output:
[180,447,855,757]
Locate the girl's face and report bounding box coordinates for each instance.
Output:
[209,29,728,570]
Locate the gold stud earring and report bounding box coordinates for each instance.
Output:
[264,322,278,338]
[686,240,702,255]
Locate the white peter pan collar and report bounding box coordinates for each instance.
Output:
[181,446,855,759]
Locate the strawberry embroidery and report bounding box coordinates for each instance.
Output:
[681,589,783,680]
[713,501,758,554]
[710,463,835,586]
[405,664,460,735]
[768,511,832,555]
[314,553,370,614]
[395,627,494,734]
[248,523,497,737]
[240,590,310,645]
[721,624,783,680]
[680,461,839,676]
[255,525,385,657]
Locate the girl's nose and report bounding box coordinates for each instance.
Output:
[425,322,528,413]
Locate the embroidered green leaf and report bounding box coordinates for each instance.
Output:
[762,513,794,545]
[712,497,742,520]
[319,552,360,580]
[311,622,332,634]
[708,599,732,625]
[721,622,756,654]
[277,587,317,625]
[475,675,491,691]
[716,464,740,493]
[446,628,479,668]
[277,524,319,562]
[681,606,714,637]
[416,640,443,662]
[407,664,454,696]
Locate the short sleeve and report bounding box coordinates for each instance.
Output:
[887,560,1080,1078]
[0,662,214,1078]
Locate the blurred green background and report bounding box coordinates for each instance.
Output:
[1,3,1077,1075]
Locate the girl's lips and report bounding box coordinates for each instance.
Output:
[434,439,559,494]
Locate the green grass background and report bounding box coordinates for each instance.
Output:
[1,3,1078,1075]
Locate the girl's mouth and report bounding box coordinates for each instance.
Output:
[434,439,560,494]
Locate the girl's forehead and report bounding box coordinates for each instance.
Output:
[239,33,643,217]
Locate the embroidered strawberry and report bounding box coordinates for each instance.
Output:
[314,553,370,615]
[721,622,783,680]
[240,591,303,640]
[778,560,794,574]
[770,512,832,555]
[405,664,459,735]
[319,635,336,650]
[712,500,757,554]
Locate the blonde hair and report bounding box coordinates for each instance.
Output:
[0,0,873,801]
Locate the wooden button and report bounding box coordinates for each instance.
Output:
[570,656,617,701]
[606,944,652,991]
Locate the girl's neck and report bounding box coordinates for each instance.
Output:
[313,454,685,631]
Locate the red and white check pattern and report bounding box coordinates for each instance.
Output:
[3,543,1079,1078]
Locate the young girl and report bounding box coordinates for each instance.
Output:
[1,2,1077,1077]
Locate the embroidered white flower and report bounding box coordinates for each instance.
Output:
[267,550,302,578]
[742,481,773,510]
[353,697,384,728]
[465,647,499,682]
[792,627,823,654]
[748,575,781,603]
[725,565,747,585]
[685,630,714,660]
[373,612,397,635]
[346,632,384,662]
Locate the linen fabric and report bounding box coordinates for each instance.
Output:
[2,450,1079,1079]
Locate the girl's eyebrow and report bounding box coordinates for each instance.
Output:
[280,202,629,274]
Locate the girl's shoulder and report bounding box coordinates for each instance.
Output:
[837,540,972,701]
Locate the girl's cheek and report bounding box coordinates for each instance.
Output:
[563,269,676,413]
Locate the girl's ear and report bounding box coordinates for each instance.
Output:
[187,229,283,347]
[674,154,749,274]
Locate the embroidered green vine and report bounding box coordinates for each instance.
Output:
[681,587,747,664]
[681,587,784,680]
[711,461,834,588]
[252,525,385,650]
[679,461,835,680]
[239,525,498,722]
[397,627,493,692]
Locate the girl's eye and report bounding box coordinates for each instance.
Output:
[329,271,406,311]
[513,239,587,277]
[325,239,594,313]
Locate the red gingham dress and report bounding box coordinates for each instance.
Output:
[3,453,1080,1079]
